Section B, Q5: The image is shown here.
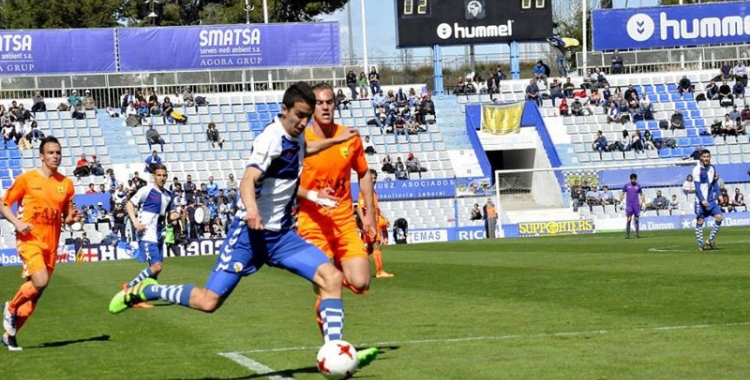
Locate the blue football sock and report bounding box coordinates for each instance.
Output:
[626,220,631,236]
[695,221,704,246]
[142,284,194,307]
[634,218,640,235]
[318,298,344,343]
[127,267,154,288]
[708,219,722,242]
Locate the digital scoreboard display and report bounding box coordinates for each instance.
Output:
[395,0,553,48]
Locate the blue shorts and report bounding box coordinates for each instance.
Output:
[205,218,330,299]
[695,202,722,220]
[626,204,640,217]
[139,241,163,265]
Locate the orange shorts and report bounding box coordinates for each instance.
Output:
[300,222,367,266]
[18,243,56,278]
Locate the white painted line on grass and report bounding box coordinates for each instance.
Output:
[232,321,750,354]
[218,352,293,380]
[648,247,685,252]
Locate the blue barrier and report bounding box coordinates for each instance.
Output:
[117,23,340,72]
[598,163,750,189]
[351,178,456,201]
[0,29,115,75]
[593,2,750,51]
[464,106,493,178]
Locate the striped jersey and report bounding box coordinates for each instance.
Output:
[130,185,174,243]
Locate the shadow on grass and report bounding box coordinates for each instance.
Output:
[28,334,111,349]
[171,346,399,380]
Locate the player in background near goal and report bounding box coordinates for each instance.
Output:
[620,173,645,239]
[358,169,394,278]
[692,149,723,251]
[1,137,81,351]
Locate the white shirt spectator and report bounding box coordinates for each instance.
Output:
[126,104,137,116]
[682,179,695,194]
[363,137,375,153]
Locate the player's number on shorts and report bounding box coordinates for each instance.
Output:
[522,0,545,9]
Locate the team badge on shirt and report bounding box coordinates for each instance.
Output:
[339,147,349,159]
[57,185,64,194]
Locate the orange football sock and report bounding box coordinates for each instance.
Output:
[373,249,385,274]
[8,282,40,314]
[342,277,368,295]
[14,300,37,332]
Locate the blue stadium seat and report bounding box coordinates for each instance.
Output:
[652,130,662,139]
[690,137,701,146]
[2,179,11,189]
[701,136,714,145]
[247,113,259,122]
[686,129,698,137]
[694,120,706,127]
[655,84,667,93]
[677,138,690,147]
[8,159,21,169]
[0,161,7,170]
[667,84,678,92]
[256,104,269,112]
[659,149,671,158]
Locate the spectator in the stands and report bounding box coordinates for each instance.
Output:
[335,89,350,117]
[172,91,184,107]
[89,154,105,176]
[345,69,358,100]
[83,90,97,111]
[357,71,369,99]
[616,129,632,152]
[532,60,548,87]
[98,183,107,194]
[732,187,746,211]
[395,88,408,108]
[73,153,91,180]
[14,120,30,150]
[161,96,174,119]
[394,157,408,180]
[669,194,680,213]
[146,123,166,152]
[678,75,694,97]
[640,94,654,120]
[367,105,388,133]
[363,135,376,155]
[600,186,616,206]
[120,89,134,115]
[368,66,381,95]
[705,80,720,100]
[67,90,82,108]
[406,152,426,179]
[570,98,583,116]
[721,113,738,142]
[393,114,408,142]
[420,93,437,124]
[144,150,162,173]
[381,154,394,174]
[547,78,564,106]
[741,104,750,127]
[718,81,733,105]
[128,171,147,196]
[182,86,195,107]
[734,60,748,87]
[206,122,224,149]
[107,171,120,193]
[643,130,658,150]
[25,120,43,143]
[31,91,46,113]
[592,130,609,155]
[147,90,161,115]
[719,188,731,213]
[585,187,601,206]
[650,190,669,211]
[95,202,111,231]
[71,99,85,120]
[624,84,639,101]
[686,146,702,161]
[558,98,570,116]
[611,50,624,74]
[85,183,97,194]
[372,89,386,114]
[614,93,630,112]
[525,79,541,106]
[729,105,741,122]
[591,67,609,89]
[670,109,684,130]
[732,80,745,100]
[407,88,419,108]
[607,102,625,124]
[631,130,645,153]
[206,176,219,199]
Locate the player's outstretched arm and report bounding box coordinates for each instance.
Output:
[297,187,339,208]
[240,166,264,230]
[305,128,359,155]
[358,170,377,238]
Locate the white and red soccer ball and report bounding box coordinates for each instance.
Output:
[316,340,358,379]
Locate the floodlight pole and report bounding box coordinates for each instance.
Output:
[347,1,355,65]
[582,0,588,72]
[361,0,369,75]
[263,0,269,23]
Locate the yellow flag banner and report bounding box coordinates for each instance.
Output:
[481,102,524,135]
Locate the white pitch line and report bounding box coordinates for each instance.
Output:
[218,352,293,380]
[232,321,750,354]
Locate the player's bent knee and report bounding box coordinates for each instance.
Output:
[192,288,223,313]
[715,214,723,222]
[150,262,163,274]
[316,264,343,293]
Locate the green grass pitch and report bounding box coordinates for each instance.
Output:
[2,228,750,379]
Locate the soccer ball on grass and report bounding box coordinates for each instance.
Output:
[316,340,358,379]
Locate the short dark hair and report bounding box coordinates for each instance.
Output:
[630,173,637,180]
[282,82,315,110]
[151,163,167,173]
[700,149,711,156]
[39,136,60,154]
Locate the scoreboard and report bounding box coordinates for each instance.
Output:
[395,0,553,48]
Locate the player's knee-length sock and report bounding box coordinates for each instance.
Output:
[695,221,704,246]
[626,220,632,236]
[708,219,722,242]
[14,300,37,332]
[634,218,640,236]
[318,298,344,342]
[127,267,154,288]
[373,248,385,274]
[8,282,40,314]
[141,284,194,307]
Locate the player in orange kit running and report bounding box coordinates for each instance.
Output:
[357,169,393,278]
[298,83,377,295]
[1,136,81,351]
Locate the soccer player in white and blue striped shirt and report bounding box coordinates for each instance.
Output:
[692,149,723,251]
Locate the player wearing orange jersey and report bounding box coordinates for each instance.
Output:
[1,137,81,351]
[357,169,393,278]
[298,83,377,295]
[377,211,389,244]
